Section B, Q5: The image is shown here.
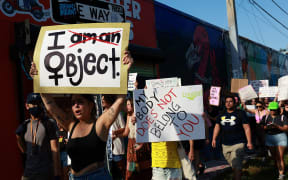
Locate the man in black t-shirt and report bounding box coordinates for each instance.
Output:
[15,93,60,180]
[212,95,253,180]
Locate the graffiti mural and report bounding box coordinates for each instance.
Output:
[238,38,288,85]
[154,2,227,107]
[0,0,50,21]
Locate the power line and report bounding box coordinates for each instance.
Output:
[236,0,262,43]
[249,0,288,31]
[249,2,266,44]
[271,0,288,16]
[237,1,288,39]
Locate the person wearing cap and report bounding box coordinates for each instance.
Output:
[15,93,60,180]
[261,101,288,180]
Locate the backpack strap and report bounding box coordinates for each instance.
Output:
[20,119,31,136]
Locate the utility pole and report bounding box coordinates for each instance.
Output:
[226,0,243,78]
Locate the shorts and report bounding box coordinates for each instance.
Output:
[265,133,288,147]
[222,143,245,170]
[152,167,182,180]
[112,154,124,162]
[69,167,112,180]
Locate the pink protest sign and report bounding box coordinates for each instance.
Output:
[209,86,221,106]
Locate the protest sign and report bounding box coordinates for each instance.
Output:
[231,79,248,93]
[259,86,279,98]
[249,80,269,94]
[238,85,258,101]
[146,77,181,89]
[33,23,130,94]
[209,86,221,106]
[128,73,137,91]
[246,105,255,117]
[278,75,288,101]
[246,105,256,110]
[133,85,205,143]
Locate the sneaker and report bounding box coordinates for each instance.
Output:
[278,174,285,180]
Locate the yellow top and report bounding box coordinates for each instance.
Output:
[151,141,181,168]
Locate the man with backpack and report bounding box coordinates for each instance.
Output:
[16,93,60,180]
[212,95,253,180]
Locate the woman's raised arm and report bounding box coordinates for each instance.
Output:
[96,50,133,141]
[30,62,74,131]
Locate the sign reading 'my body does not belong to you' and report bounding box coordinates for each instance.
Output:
[33,23,130,94]
[134,85,205,143]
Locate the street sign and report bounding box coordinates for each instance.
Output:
[75,0,125,23]
[50,0,125,24]
[50,0,77,24]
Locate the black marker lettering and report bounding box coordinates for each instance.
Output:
[44,51,64,86]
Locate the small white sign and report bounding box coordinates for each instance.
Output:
[146,77,181,89]
[209,86,221,106]
[259,86,279,98]
[128,73,137,91]
[238,85,258,101]
[278,75,288,101]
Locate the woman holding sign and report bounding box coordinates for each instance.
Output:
[30,51,133,180]
[242,100,268,153]
[113,98,152,180]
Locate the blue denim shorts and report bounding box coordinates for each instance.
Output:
[266,133,288,147]
[112,154,124,162]
[151,167,182,180]
[69,167,112,180]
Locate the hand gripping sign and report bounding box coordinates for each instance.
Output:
[133,85,205,143]
[33,23,130,94]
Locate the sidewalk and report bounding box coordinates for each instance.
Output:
[198,160,230,180]
[197,152,260,179]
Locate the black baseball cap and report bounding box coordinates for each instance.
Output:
[26,93,42,104]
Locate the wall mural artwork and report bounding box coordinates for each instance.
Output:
[186,25,222,86]
[238,38,288,85]
[155,3,227,108]
[0,0,50,21]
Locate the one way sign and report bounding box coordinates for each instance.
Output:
[76,0,126,23]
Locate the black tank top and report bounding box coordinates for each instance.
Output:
[66,121,106,172]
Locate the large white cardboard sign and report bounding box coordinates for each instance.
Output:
[133,85,205,143]
[238,85,258,101]
[33,23,130,94]
[259,86,279,98]
[278,75,288,101]
[249,80,269,94]
[146,77,181,89]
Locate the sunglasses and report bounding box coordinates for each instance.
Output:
[256,106,262,108]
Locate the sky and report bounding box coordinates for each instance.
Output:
[155,0,288,52]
